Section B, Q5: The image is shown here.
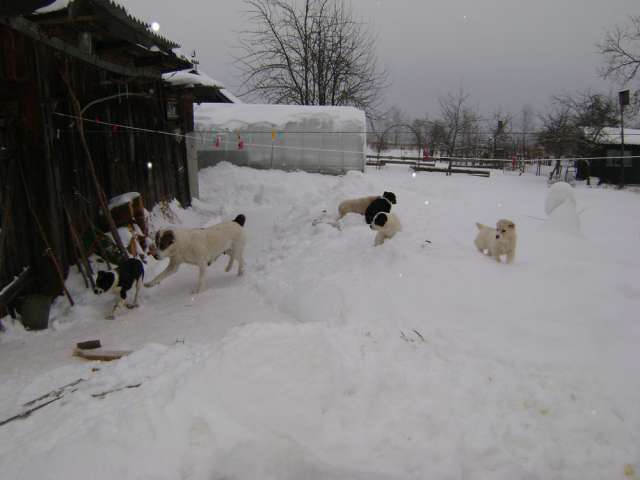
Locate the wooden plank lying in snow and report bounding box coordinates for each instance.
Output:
[73,348,132,361]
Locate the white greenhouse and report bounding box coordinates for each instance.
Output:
[194,104,367,174]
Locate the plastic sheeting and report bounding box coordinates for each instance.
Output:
[194,104,366,174]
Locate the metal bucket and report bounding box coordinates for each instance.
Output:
[19,294,51,330]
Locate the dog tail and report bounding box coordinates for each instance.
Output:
[233,214,246,227]
[475,222,485,230]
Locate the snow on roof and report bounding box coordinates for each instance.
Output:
[108,192,140,210]
[597,127,640,146]
[162,69,223,89]
[219,88,242,104]
[34,0,69,13]
[194,103,366,132]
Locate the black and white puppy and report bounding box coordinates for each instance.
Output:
[94,257,145,319]
[364,191,397,225]
[370,211,402,246]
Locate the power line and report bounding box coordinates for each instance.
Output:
[52,112,640,162]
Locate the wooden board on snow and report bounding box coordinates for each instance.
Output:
[73,348,132,361]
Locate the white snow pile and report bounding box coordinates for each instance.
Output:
[544,181,581,234]
[33,0,69,14]
[590,127,640,146]
[162,69,223,89]
[1,163,639,479]
[107,192,140,210]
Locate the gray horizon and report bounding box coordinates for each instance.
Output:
[122,0,638,120]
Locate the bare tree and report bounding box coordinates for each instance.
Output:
[537,105,576,158]
[536,92,618,160]
[597,15,640,85]
[437,86,478,156]
[236,0,388,113]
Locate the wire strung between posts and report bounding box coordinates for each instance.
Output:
[53,111,366,155]
[53,112,640,163]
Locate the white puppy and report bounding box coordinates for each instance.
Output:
[474,219,517,263]
[145,215,246,294]
[370,212,401,246]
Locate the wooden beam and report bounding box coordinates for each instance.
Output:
[35,15,98,26]
[1,16,161,79]
[0,267,32,306]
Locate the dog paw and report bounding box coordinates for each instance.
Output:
[143,282,154,288]
[105,314,115,320]
[125,303,139,309]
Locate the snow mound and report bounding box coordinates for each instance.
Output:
[545,182,576,215]
[544,182,580,233]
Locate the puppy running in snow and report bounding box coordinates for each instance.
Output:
[474,219,517,263]
[364,191,397,225]
[94,257,145,319]
[145,214,246,294]
[337,191,397,221]
[370,211,401,246]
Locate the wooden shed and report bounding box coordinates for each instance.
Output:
[587,127,640,185]
[0,0,211,310]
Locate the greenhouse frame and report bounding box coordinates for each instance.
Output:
[194,104,367,174]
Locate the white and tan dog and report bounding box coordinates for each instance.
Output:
[337,191,397,220]
[145,215,246,294]
[474,219,517,263]
[370,211,401,246]
[338,195,378,219]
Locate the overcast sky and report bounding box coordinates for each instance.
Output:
[123,0,637,119]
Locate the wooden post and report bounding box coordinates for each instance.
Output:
[0,159,16,270]
[19,166,74,306]
[60,66,127,257]
[64,205,95,289]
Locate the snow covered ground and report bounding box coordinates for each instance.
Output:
[1,162,639,479]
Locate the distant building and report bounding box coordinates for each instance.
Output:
[585,127,640,184]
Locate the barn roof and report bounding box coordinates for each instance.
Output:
[583,127,640,146]
[162,69,242,104]
[22,0,191,73]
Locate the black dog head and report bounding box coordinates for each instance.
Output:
[152,230,176,259]
[383,191,397,204]
[365,196,393,225]
[233,214,246,227]
[94,271,116,295]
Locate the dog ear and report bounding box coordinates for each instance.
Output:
[508,223,515,229]
[158,230,175,250]
[383,191,397,204]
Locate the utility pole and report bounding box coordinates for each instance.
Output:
[619,89,630,188]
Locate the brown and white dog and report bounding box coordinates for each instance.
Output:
[337,191,397,221]
[338,195,378,219]
[474,219,517,263]
[145,215,246,294]
[370,211,402,246]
